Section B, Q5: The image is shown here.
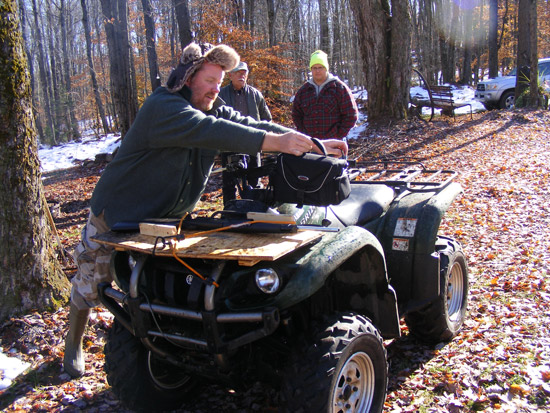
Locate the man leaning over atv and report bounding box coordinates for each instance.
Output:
[63,41,348,378]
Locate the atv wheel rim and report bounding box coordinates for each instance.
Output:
[447,261,465,323]
[147,351,190,390]
[332,351,374,413]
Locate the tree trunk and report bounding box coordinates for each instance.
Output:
[421,0,436,84]
[332,0,342,77]
[18,0,44,139]
[318,0,329,53]
[488,0,498,78]
[437,0,457,84]
[291,0,302,86]
[45,1,63,141]
[173,0,192,50]
[350,0,411,121]
[0,0,71,322]
[350,0,388,119]
[170,5,176,59]
[515,0,531,100]
[92,5,115,125]
[460,8,473,85]
[80,0,110,134]
[60,0,81,140]
[266,0,276,47]
[233,0,244,26]
[100,0,138,137]
[141,0,161,91]
[389,0,412,114]
[421,0,438,84]
[528,0,538,108]
[245,0,255,36]
[31,0,57,144]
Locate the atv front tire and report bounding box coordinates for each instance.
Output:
[281,312,387,413]
[104,319,195,411]
[405,237,468,343]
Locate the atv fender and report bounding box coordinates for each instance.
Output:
[367,182,463,314]
[274,226,400,338]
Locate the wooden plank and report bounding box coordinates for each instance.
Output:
[432,100,455,107]
[431,85,453,93]
[91,229,323,266]
[432,99,471,109]
[139,223,178,237]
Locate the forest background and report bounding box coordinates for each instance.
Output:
[19,0,550,147]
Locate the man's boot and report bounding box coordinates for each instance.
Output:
[63,302,91,377]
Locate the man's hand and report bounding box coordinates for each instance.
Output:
[262,131,314,156]
[262,132,348,158]
[315,139,348,157]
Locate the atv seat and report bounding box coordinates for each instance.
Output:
[328,183,395,227]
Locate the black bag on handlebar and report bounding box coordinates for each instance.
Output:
[271,152,351,207]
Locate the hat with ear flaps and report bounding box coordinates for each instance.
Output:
[166,42,240,93]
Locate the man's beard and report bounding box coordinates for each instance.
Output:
[192,94,215,112]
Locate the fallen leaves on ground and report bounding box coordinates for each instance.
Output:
[1,109,550,412]
[375,110,550,413]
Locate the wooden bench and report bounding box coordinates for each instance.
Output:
[429,85,473,120]
[409,70,473,121]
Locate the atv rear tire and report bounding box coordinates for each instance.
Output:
[104,319,195,411]
[405,237,468,343]
[281,312,387,413]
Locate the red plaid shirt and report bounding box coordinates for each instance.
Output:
[292,77,358,139]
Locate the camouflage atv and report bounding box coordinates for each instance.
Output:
[94,149,468,412]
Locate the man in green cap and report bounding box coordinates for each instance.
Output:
[292,50,358,140]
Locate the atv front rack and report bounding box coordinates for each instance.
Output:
[348,160,457,193]
[92,227,323,267]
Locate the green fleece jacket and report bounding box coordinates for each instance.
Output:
[91,86,291,227]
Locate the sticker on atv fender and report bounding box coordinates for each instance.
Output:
[392,238,409,251]
[394,218,417,237]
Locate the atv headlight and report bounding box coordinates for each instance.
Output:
[255,268,281,294]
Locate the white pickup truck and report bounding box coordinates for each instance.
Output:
[475,58,550,109]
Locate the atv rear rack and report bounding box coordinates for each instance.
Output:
[348,160,457,193]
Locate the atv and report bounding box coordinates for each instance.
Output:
[93,145,468,412]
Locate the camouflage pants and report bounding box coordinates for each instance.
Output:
[70,210,113,310]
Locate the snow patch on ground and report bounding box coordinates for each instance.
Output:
[0,351,30,390]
